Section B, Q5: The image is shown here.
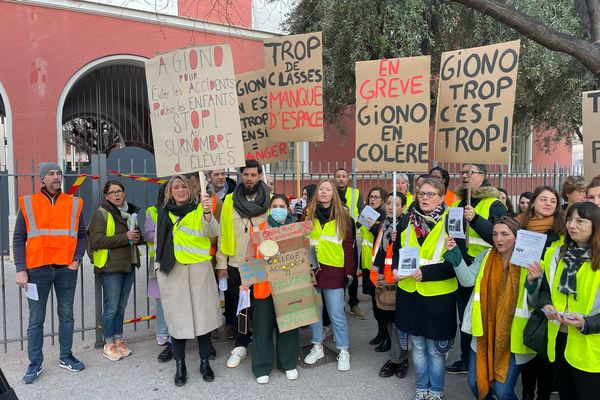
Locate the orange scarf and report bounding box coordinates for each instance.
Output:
[475,248,521,399]
[516,214,554,233]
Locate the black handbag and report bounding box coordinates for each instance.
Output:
[523,309,548,358]
[0,368,18,400]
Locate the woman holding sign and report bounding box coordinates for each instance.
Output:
[155,175,222,386]
[443,216,543,400]
[517,186,565,400]
[536,202,600,399]
[304,180,355,372]
[391,177,457,400]
[246,194,300,384]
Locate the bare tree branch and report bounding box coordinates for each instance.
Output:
[449,0,600,76]
[586,0,600,42]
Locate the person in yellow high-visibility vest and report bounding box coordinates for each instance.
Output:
[303,180,355,372]
[446,163,508,376]
[536,202,600,400]
[391,177,457,400]
[444,216,542,400]
[155,175,222,386]
[88,180,141,362]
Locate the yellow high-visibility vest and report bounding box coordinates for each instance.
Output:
[93,212,115,268]
[452,197,498,258]
[171,204,212,264]
[310,219,344,268]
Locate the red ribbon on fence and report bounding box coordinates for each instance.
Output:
[67,174,100,195]
[109,170,168,184]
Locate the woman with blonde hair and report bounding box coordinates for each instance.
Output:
[303,180,355,372]
[155,175,222,386]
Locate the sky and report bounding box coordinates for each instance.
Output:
[252,0,294,33]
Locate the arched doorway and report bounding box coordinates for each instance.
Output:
[0,81,14,252]
[59,56,153,166]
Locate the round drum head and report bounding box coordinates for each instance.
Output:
[258,240,279,258]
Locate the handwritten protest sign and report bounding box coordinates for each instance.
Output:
[252,220,313,243]
[583,90,600,177]
[237,70,290,163]
[145,45,245,176]
[355,56,431,172]
[264,32,324,142]
[239,259,268,286]
[435,40,520,164]
[266,248,309,280]
[270,271,320,332]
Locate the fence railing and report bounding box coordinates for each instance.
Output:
[0,158,585,353]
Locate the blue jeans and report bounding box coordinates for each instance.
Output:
[411,335,448,395]
[27,266,78,365]
[468,350,523,400]
[155,298,169,337]
[101,270,135,341]
[310,288,349,350]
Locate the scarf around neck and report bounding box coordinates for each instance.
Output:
[379,217,395,251]
[518,214,554,234]
[156,200,198,275]
[408,203,446,239]
[232,181,270,218]
[315,204,332,226]
[559,241,590,300]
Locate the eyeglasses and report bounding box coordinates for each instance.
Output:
[460,171,484,176]
[417,192,438,199]
[369,195,381,199]
[107,190,124,196]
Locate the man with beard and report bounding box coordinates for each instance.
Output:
[445,163,507,375]
[333,168,365,320]
[207,169,236,201]
[216,159,270,368]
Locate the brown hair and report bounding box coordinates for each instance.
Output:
[561,202,600,271]
[305,180,349,240]
[518,185,565,236]
[561,175,587,201]
[588,175,600,191]
[103,180,124,195]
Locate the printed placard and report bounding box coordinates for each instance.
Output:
[145,45,245,176]
[237,70,290,162]
[355,56,431,171]
[583,90,600,177]
[435,40,520,164]
[264,32,324,142]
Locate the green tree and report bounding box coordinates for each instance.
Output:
[284,0,600,146]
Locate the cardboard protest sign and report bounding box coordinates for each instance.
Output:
[270,272,320,332]
[252,220,314,244]
[355,56,431,172]
[265,248,309,281]
[239,259,268,287]
[435,40,520,164]
[145,45,245,177]
[264,32,324,142]
[236,70,290,163]
[583,90,600,177]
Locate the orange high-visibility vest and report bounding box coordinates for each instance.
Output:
[250,222,271,299]
[444,191,455,206]
[209,194,219,256]
[19,192,83,268]
[370,227,395,285]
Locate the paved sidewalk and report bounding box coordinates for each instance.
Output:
[1,300,477,400]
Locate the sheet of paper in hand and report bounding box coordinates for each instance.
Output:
[510,229,547,268]
[398,246,419,275]
[447,207,465,239]
[358,205,381,227]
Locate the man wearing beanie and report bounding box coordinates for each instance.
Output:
[446,163,508,375]
[13,162,87,384]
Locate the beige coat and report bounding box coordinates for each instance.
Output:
[156,216,222,339]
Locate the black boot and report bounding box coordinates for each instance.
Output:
[208,345,216,361]
[158,342,174,363]
[200,359,214,382]
[395,359,409,379]
[369,329,384,346]
[174,358,187,386]
[375,338,391,352]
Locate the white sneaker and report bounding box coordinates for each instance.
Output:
[427,392,443,400]
[226,346,247,368]
[285,369,298,380]
[337,349,350,371]
[256,375,269,384]
[412,391,429,400]
[303,344,324,365]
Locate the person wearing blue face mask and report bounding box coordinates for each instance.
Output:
[246,194,300,384]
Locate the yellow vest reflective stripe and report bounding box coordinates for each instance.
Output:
[398,212,458,296]
[471,251,535,355]
[93,212,115,268]
[545,250,600,372]
[146,206,158,257]
[309,219,344,267]
[404,192,413,211]
[360,225,374,270]
[344,187,360,219]
[220,193,236,256]
[171,204,212,264]
[452,197,498,258]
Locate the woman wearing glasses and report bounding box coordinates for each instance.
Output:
[88,181,142,361]
[391,177,457,400]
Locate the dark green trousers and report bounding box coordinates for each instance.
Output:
[251,296,299,377]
